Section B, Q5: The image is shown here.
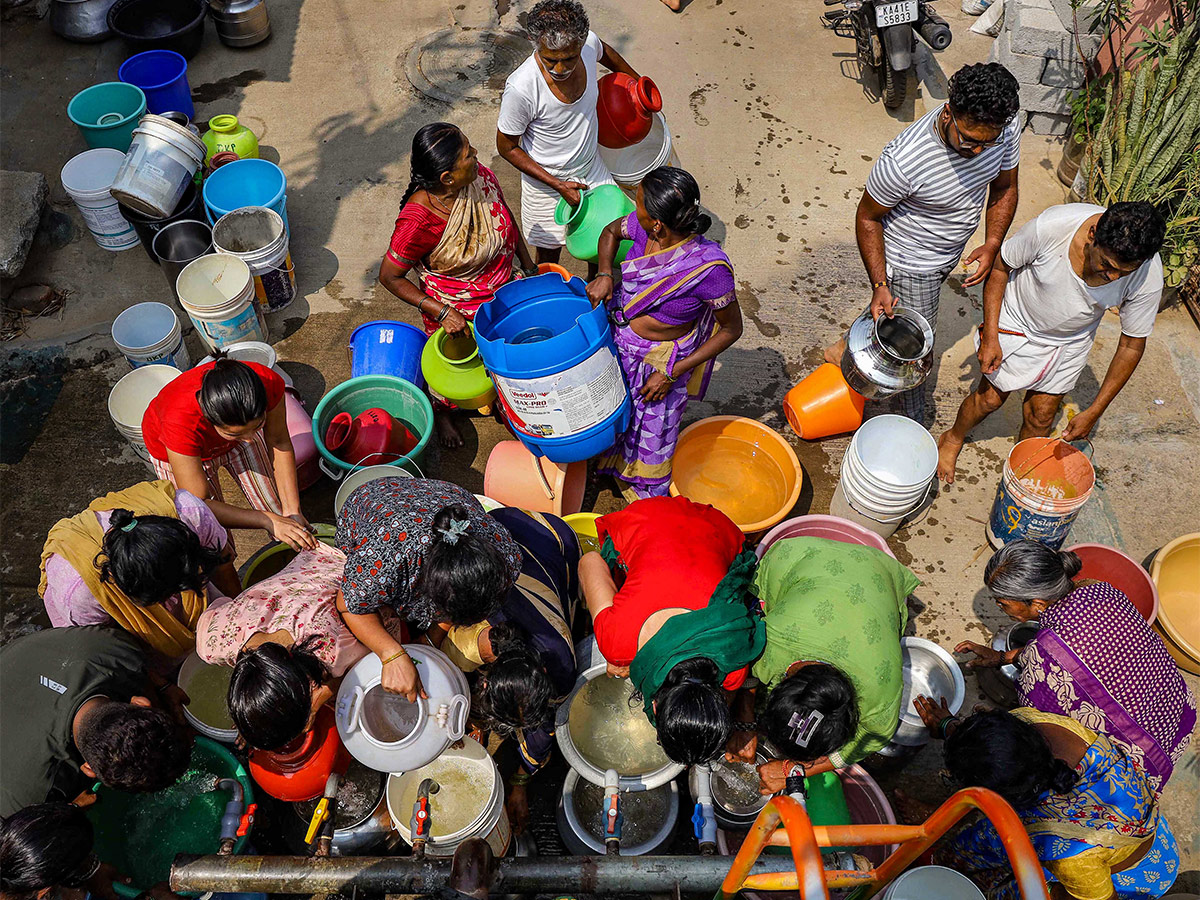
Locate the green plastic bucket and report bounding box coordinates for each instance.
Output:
[311,375,433,480]
[67,82,147,151]
[87,736,254,897]
[238,522,336,589]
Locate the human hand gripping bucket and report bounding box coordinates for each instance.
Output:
[987,437,1095,550]
[212,207,296,312]
[176,253,269,352]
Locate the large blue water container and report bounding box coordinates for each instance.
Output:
[475,272,631,463]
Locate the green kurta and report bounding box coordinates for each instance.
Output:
[750,537,920,767]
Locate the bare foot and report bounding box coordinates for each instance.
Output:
[824,338,847,366]
[936,430,964,483]
[659,0,682,10]
[434,409,464,450]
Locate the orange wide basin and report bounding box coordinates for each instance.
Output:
[669,415,803,535]
[1150,533,1200,675]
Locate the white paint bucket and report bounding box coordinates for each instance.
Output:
[60,148,140,251]
[111,301,190,370]
[598,112,675,187]
[881,865,984,899]
[212,207,297,312]
[829,414,937,539]
[107,363,182,468]
[334,464,413,516]
[176,652,240,743]
[109,114,207,219]
[176,253,268,352]
[386,737,510,858]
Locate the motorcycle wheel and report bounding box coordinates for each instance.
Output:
[881,56,907,109]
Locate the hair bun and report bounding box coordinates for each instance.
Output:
[108,508,136,531]
[1059,549,1083,579]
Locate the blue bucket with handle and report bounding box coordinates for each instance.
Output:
[349,320,426,388]
[203,158,288,230]
[118,50,194,118]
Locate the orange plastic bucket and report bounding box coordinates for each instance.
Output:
[783,363,866,440]
[483,440,587,517]
[987,438,1095,549]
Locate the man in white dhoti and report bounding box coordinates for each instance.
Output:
[936,201,1165,483]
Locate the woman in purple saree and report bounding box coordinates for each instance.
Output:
[585,167,743,499]
[957,540,1196,793]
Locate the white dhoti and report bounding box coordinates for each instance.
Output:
[978,310,1094,395]
[519,154,615,250]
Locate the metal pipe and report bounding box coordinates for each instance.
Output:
[171,854,804,895]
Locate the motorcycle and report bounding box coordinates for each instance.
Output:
[822,0,952,110]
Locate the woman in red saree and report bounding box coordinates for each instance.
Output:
[379,122,538,447]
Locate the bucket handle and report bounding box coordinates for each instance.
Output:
[841,480,935,525]
[321,453,427,483]
[445,695,470,741]
[531,455,555,500]
[1067,436,1094,459]
[341,685,365,734]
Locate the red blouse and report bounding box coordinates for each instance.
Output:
[592,496,750,689]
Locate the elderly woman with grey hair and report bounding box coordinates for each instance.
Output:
[497,0,646,271]
[948,539,1195,793]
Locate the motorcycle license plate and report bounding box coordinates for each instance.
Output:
[875,0,918,25]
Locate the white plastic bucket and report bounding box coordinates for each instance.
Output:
[212,207,297,312]
[60,149,140,251]
[881,866,984,899]
[176,254,268,352]
[176,652,240,743]
[110,115,207,218]
[386,737,510,858]
[830,414,937,539]
[111,301,190,370]
[598,112,675,187]
[107,363,182,467]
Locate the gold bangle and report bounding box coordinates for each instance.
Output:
[380,648,408,666]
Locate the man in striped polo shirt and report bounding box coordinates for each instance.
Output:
[826,63,1021,424]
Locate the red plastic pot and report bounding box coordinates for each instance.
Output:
[248,706,351,802]
[1066,543,1159,625]
[596,74,663,149]
[324,407,417,468]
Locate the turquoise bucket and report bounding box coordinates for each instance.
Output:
[311,375,434,480]
[67,82,147,151]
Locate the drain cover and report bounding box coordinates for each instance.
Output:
[404,28,531,104]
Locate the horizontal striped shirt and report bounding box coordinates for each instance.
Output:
[866,105,1021,273]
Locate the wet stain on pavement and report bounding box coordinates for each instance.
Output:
[736,279,781,339]
[191,70,266,104]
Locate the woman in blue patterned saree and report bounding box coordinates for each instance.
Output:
[916,702,1179,900]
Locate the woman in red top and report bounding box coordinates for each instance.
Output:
[142,355,317,551]
[377,122,537,448]
[580,496,765,766]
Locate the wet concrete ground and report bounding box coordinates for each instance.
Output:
[2,0,1198,891]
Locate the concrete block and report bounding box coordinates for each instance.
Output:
[1050,0,1103,35]
[1009,1,1102,57]
[0,171,47,279]
[1019,81,1073,114]
[991,30,1049,84]
[1027,111,1072,134]
[0,0,50,20]
[1042,52,1087,88]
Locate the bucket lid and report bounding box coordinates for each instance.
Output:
[133,114,207,164]
[61,148,127,197]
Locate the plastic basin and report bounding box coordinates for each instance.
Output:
[311,376,433,479]
[756,513,895,559]
[1066,543,1158,625]
[669,415,803,535]
[562,512,601,555]
[239,523,336,588]
[87,736,254,897]
[1150,533,1200,674]
[107,0,207,59]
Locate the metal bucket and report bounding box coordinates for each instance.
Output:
[208,0,270,46]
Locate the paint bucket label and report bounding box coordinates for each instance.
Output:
[77,202,137,249]
[987,480,1082,550]
[197,303,266,347]
[251,252,297,310]
[492,347,625,439]
[127,338,189,370]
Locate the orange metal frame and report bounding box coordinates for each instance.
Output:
[714,787,1050,900]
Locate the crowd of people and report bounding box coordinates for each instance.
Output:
[1,1,1194,899]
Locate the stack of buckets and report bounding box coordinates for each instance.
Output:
[829,415,938,539]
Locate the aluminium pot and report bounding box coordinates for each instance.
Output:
[840,307,935,400]
[992,620,1040,685]
[208,0,270,47]
[51,0,119,41]
[688,751,771,830]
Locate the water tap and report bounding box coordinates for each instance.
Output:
[603,769,622,856]
[410,778,441,860]
[690,764,718,854]
[214,778,245,855]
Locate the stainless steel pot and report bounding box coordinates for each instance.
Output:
[209,0,270,47]
[688,751,770,830]
[993,620,1040,684]
[293,763,394,857]
[51,0,119,41]
[840,307,935,399]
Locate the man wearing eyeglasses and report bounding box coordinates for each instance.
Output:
[825,63,1022,425]
[936,201,1165,482]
